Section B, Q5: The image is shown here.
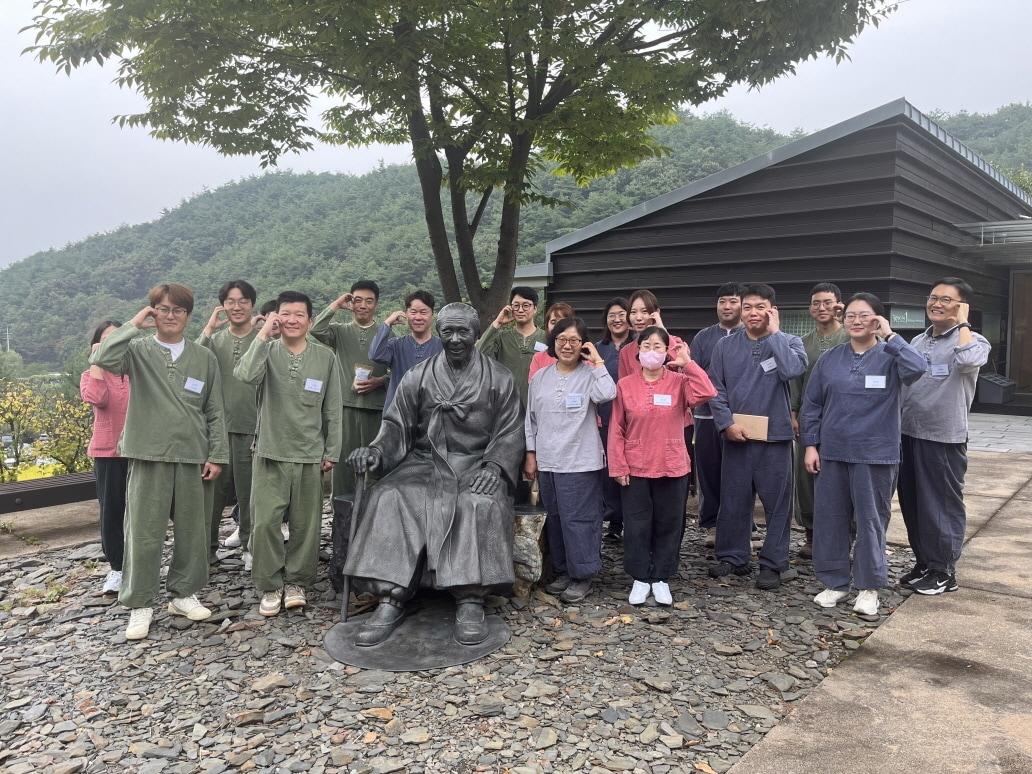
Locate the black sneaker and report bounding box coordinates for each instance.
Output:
[544,574,571,594]
[899,564,929,589]
[708,561,752,578]
[911,570,958,595]
[755,567,781,590]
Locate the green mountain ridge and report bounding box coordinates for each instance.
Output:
[4,104,1031,368]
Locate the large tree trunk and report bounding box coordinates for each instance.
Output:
[483,131,534,317]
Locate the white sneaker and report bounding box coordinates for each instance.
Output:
[260,590,282,617]
[628,580,651,605]
[853,589,879,616]
[813,588,850,608]
[102,570,123,594]
[704,528,716,548]
[125,607,153,640]
[283,584,306,610]
[651,582,673,606]
[224,527,242,548]
[168,595,212,621]
[242,551,253,572]
[281,523,290,541]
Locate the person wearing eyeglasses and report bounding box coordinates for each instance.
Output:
[595,297,633,540]
[477,286,548,410]
[525,318,616,603]
[801,293,926,615]
[369,290,444,408]
[788,282,849,560]
[688,283,746,548]
[528,301,575,380]
[707,284,807,591]
[197,279,260,567]
[898,277,991,596]
[90,283,229,641]
[608,326,717,606]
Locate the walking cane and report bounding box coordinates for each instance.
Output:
[340,470,368,623]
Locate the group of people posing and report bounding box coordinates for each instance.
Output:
[81,274,988,641]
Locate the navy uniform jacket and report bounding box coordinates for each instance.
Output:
[689,323,743,419]
[800,335,927,464]
[708,331,807,442]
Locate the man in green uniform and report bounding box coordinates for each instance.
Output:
[476,286,547,409]
[90,283,229,641]
[198,279,259,566]
[235,291,343,616]
[790,281,849,558]
[310,280,387,497]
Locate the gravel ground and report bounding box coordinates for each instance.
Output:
[0,501,916,774]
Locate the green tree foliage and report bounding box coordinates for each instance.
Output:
[29,0,895,318]
[935,103,1032,171]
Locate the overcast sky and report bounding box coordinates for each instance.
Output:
[2,0,1031,267]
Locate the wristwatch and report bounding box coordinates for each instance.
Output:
[957,323,972,330]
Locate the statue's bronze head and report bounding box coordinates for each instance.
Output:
[436,303,481,368]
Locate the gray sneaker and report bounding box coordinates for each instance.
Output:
[560,579,592,603]
[544,574,571,594]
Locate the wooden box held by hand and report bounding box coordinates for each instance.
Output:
[732,413,769,442]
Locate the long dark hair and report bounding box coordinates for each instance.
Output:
[90,320,122,346]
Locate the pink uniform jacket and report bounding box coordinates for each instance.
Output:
[80,370,130,458]
[607,363,717,479]
[528,350,557,381]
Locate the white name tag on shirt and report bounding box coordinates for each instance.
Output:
[304,378,323,393]
[653,393,673,406]
[184,377,204,394]
[930,363,950,377]
[865,375,887,389]
[533,341,548,353]
[760,357,777,373]
[565,393,583,409]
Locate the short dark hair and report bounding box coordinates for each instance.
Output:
[600,297,630,343]
[350,280,380,299]
[629,289,660,313]
[715,283,745,300]
[810,282,842,302]
[148,283,194,314]
[931,276,973,303]
[740,283,776,304]
[218,280,257,305]
[509,286,539,305]
[405,290,436,311]
[544,301,575,321]
[637,325,670,348]
[276,290,312,317]
[546,317,589,358]
[259,299,278,317]
[845,292,885,318]
[90,320,122,346]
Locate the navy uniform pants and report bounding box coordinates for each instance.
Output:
[538,470,604,580]
[813,460,895,590]
[898,434,968,573]
[598,423,623,533]
[694,418,722,529]
[715,441,793,571]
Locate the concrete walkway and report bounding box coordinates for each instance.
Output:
[731,451,1032,774]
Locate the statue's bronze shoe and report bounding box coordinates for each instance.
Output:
[354,602,405,647]
[454,600,488,645]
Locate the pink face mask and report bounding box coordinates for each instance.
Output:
[639,350,666,370]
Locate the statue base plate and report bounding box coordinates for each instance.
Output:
[324,596,510,672]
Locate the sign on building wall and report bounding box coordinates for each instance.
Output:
[890,306,927,329]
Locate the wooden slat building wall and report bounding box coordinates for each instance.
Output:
[546,99,1032,359]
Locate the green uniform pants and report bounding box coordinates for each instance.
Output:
[251,457,324,592]
[208,432,255,554]
[332,406,382,498]
[119,459,213,608]
[794,439,814,530]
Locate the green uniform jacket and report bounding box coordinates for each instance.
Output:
[90,323,230,464]
[475,324,547,407]
[198,327,259,434]
[789,326,851,412]
[234,337,344,464]
[310,308,388,411]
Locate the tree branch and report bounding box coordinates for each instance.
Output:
[469,187,493,237]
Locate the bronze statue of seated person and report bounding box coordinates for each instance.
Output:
[345,302,524,647]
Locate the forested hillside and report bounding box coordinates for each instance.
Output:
[3,104,1030,368]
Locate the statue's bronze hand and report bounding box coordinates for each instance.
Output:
[469,464,501,495]
[347,446,382,474]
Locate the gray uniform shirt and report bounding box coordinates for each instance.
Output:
[901,325,991,444]
[525,362,617,472]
